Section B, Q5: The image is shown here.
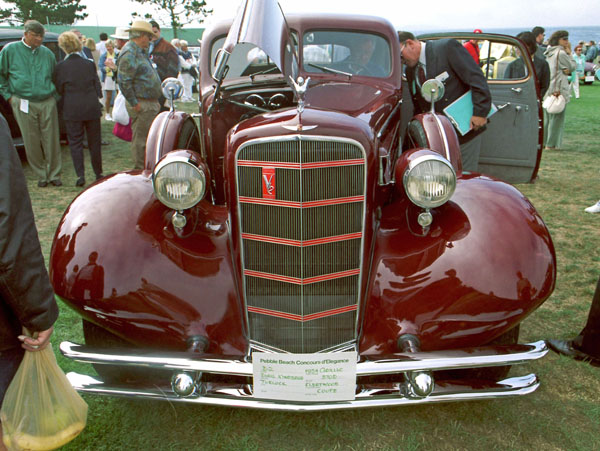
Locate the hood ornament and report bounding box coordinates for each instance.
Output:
[290,76,310,113]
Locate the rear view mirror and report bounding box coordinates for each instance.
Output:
[420,79,444,104]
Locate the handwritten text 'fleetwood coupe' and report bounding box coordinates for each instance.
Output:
[51,0,556,410]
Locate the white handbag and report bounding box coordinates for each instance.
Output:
[542,93,566,114]
[543,52,567,114]
[112,92,130,125]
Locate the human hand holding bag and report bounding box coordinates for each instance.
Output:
[0,341,87,450]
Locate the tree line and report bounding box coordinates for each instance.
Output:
[0,0,211,37]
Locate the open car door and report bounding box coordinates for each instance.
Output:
[419,33,543,184]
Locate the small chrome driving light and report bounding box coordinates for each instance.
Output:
[153,155,206,210]
[171,372,200,398]
[403,154,456,209]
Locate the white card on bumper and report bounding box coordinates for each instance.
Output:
[253,352,357,402]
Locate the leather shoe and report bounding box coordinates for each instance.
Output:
[38,180,48,187]
[50,179,63,187]
[547,339,600,367]
[76,177,85,187]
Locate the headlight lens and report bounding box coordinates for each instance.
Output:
[403,155,456,209]
[153,157,206,210]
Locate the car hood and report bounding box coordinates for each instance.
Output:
[305,81,393,117]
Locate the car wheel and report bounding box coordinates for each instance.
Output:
[82,320,170,384]
[435,325,520,382]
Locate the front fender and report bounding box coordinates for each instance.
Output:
[49,173,246,354]
[360,174,556,354]
[145,111,202,172]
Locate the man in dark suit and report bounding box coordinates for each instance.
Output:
[398,31,492,172]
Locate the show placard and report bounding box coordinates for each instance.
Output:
[253,352,357,402]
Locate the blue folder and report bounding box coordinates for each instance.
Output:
[442,91,497,136]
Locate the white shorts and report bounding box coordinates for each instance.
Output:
[103,76,116,91]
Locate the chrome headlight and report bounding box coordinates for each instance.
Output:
[403,154,456,209]
[153,156,206,210]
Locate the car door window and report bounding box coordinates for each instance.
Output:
[478,40,530,81]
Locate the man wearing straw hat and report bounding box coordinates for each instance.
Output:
[117,20,161,170]
[110,27,129,52]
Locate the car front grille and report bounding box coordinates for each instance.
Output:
[236,136,366,353]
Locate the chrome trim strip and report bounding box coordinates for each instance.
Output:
[65,372,541,411]
[60,340,547,376]
[430,113,451,161]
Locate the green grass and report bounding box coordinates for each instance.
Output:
[22,87,600,450]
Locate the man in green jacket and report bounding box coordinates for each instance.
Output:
[0,20,62,187]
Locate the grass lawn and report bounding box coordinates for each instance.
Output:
[21,84,600,450]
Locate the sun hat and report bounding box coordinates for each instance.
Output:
[125,20,157,37]
[110,27,129,40]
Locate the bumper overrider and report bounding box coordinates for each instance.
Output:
[60,340,547,411]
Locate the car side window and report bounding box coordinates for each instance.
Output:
[479,40,529,81]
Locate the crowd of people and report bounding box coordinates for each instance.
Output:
[0,19,198,185]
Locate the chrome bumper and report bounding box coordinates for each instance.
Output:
[60,340,548,411]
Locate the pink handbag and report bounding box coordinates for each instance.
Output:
[112,119,132,142]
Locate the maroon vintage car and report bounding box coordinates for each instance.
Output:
[51,0,555,410]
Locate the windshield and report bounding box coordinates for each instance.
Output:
[210,37,283,78]
[302,30,391,78]
[209,30,392,80]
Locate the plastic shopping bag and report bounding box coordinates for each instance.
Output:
[112,91,129,125]
[0,345,87,451]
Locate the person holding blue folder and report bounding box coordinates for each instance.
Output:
[398,31,492,172]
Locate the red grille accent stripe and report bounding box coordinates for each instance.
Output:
[303,269,361,284]
[242,233,302,246]
[303,304,358,321]
[239,197,302,208]
[303,159,364,168]
[237,159,364,169]
[239,195,364,208]
[247,306,302,321]
[238,161,301,169]
[242,232,363,247]
[244,270,302,285]
[248,304,358,322]
[302,195,364,208]
[245,268,360,285]
[304,232,363,246]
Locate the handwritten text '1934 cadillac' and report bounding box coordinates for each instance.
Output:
[51,0,556,410]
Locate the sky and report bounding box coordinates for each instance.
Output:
[71,0,598,31]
